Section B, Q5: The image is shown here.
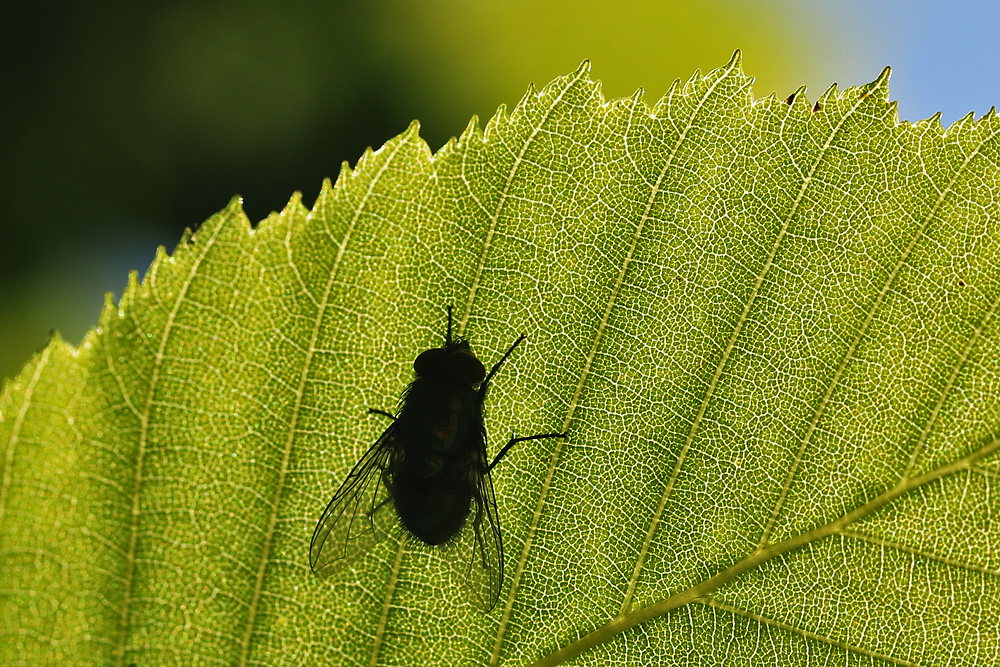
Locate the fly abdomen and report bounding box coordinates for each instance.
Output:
[392,457,474,545]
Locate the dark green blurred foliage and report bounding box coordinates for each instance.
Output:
[0,0,859,381]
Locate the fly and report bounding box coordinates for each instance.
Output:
[309,306,566,610]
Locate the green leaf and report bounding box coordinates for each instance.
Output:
[3,53,1000,666]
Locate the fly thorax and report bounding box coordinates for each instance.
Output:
[407,451,446,477]
[427,395,464,450]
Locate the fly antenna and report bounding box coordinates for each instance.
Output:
[446,305,454,344]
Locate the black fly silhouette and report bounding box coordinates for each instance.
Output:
[309,307,566,610]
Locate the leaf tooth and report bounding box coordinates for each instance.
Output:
[354,144,377,173]
[871,64,892,97]
[278,190,305,219]
[434,133,461,161]
[726,48,743,70]
[816,81,840,107]
[483,103,509,141]
[946,110,979,134]
[118,267,143,314]
[455,114,480,148]
[651,78,682,117]
[317,176,336,202]
[332,162,353,189]
[619,87,647,116]
[404,118,421,134]
[912,110,945,132]
[682,68,704,94]
[784,85,808,108]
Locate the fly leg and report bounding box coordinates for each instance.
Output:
[487,432,567,472]
[478,335,526,400]
[368,408,397,420]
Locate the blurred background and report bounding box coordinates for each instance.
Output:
[2,0,997,381]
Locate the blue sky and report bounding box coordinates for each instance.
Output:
[835,0,999,126]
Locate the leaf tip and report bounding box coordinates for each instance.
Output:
[875,65,892,89]
[403,119,422,140]
[484,104,509,141]
[784,85,808,107]
[727,49,742,70]
[458,114,482,146]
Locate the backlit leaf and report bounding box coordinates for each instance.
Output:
[2,54,999,666]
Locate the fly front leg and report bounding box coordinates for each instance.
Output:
[487,432,567,472]
[478,334,527,401]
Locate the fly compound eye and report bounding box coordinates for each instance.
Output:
[414,347,486,384]
[448,350,486,385]
[413,347,447,378]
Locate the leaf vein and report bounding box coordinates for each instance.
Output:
[0,342,55,534]
[619,56,751,613]
[111,220,225,667]
[485,64,594,665]
[236,140,410,666]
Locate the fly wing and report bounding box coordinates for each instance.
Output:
[467,461,504,611]
[309,424,397,577]
[451,429,503,612]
